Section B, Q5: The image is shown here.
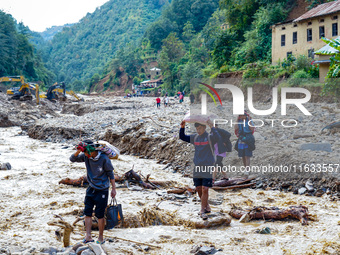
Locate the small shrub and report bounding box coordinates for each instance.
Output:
[292,70,310,79]
[308,63,319,78]
[219,65,230,73]
[295,55,312,71]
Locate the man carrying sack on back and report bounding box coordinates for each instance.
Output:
[70,140,116,244]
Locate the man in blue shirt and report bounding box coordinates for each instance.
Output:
[179,120,221,220]
[70,140,116,244]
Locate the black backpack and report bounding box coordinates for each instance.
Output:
[216,128,232,153]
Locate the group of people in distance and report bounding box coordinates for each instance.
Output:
[156,95,169,108]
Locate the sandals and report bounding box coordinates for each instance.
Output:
[96,240,105,245]
[82,239,94,244]
[200,212,208,220]
[197,209,211,215]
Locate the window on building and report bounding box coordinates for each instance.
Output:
[332,23,338,36]
[308,49,314,59]
[319,26,325,38]
[308,21,312,26]
[319,19,324,23]
[281,34,286,46]
[287,52,292,58]
[293,24,298,27]
[307,28,312,41]
[282,27,286,30]
[293,32,297,44]
[332,15,338,20]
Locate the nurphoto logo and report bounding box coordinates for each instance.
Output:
[200,83,312,116]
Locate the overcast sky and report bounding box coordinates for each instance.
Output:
[1,0,109,32]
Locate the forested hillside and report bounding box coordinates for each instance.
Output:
[95,0,333,96]
[40,25,73,41]
[1,0,336,96]
[97,0,291,95]
[0,11,53,85]
[42,0,168,91]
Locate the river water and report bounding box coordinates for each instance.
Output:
[0,127,339,254]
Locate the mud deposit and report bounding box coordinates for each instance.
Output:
[0,94,339,254]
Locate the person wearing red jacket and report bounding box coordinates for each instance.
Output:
[156,97,161,108]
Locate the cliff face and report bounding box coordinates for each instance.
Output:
[92,61,161,95]
[286,0,311,21]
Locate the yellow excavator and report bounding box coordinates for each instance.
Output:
[66,90,83,101]
[40,82,83,101]
[0,76,39,104]
[43,82,67,101]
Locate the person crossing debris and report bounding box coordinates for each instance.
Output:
[70,140,116,244]
[235,111,255,168]
[179,120,222,220]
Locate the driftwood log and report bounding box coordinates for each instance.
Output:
[165,177,256,194]
[213,177,256,187]
[124,169,155,189]
[47,215,74,247]
[229,205,309,225]
[145,174,178,188]
[59,176,88,187]
[59,174,123,187]
[167,187,196,195]
[212,183,255,190]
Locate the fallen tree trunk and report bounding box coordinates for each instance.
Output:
[212,183,255,190]
[213,177,256,187]
[145,174,177,188]
[167,187,196,195]
[59,174,123,187]
[229,205,309,225]
[125,169,155,189]
[59,176,88,187]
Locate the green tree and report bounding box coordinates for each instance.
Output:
[201,9,228,51]
[144,18,178,49]
[211,30,236,68]
[220,0,259,40]
[182,21,195,42]
[159,32,185,92]
[179,61,203,90]
[233,3,288,67]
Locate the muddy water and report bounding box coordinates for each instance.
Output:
[0,127,339,254]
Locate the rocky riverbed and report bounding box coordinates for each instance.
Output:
[0,92,339,254]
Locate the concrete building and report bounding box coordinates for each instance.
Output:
[272,1,340,64]
[149,67,161,79]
